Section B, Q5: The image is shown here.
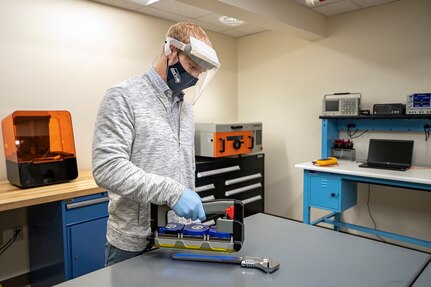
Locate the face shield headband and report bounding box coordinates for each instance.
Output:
[164,36,221,104]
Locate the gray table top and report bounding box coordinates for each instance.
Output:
[57,213,431,287]
[413,262,431,287]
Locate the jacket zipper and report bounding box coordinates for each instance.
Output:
[178,102,183,182]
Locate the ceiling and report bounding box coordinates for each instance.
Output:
[293,0,399,17]
[91,0,399,38]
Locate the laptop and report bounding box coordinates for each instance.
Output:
[359,139,414,171]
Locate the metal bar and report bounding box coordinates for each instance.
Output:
[324,219,431,248]
[338,173,431,191]
[225,183,262,197]
[310,211,338,226]
[197,165,241,178]
[66,197,109,210]
[195,184,215,193]
[322,119,339,158]
[225,173,262,186]
[337,118,431,132]
[242,195,262,205]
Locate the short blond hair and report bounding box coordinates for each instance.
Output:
[166,22,212,47]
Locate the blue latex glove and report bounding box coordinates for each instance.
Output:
[172,188,206,221]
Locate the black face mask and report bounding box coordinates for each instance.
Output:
[166,59,198,95]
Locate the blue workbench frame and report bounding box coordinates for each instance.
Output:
[305,115,431,248]
[322,115,431,157]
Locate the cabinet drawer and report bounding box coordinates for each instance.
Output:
[309,174,357,212]
[224,182,262,197]
[195,154,264,178]
[196,165,241,179]
[195,180,218,198]
[237,154,264,172]
[310,177,341,210]
[224,172,263,186]
[242,195,263,217]
[65,193,109,225]
[222,187,262,201]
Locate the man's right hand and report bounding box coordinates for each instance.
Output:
[172,188,206,221]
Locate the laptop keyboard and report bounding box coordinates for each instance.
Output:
[359,162,410,171]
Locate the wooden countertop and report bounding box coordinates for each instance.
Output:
[0,170,104,212]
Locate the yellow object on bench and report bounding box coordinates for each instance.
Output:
[313,157,338,166]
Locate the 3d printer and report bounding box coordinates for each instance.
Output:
[1,111,78,188]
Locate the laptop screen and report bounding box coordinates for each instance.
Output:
[367,139,414,166]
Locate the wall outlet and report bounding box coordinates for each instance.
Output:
[12,226,24,241]
[1,226,24,244]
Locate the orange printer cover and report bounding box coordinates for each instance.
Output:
[1,110,78,187]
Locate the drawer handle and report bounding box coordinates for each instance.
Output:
[66,197,109,210]
[201,195,216,202]
[225,173,262,186]
[242,195,262,205]
[225,183,262,197]
[197,165,241,178]
[330,193,338,198]
[195,184,216,193]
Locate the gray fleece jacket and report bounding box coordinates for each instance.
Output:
[92,72,195,252]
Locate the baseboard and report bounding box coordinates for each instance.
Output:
[0,272,30,287]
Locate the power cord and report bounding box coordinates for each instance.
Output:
[0,229,21,256]
[347,126,368,139]
[367,184,385,242]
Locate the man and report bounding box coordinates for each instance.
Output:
[92,22,220,266]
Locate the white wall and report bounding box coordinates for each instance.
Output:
[0,0,237,280]
[238,0,431,251]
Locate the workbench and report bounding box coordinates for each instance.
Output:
[296,160,431,248]
[0,171,106,286]
[0,170,103,212]
[55,213,431,287]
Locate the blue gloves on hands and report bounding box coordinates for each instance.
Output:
[172,188,206,221]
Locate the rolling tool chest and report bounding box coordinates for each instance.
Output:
[195,153,264,217]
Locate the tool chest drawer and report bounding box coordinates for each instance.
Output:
[196,154,264,217]
[195,179,218,199]
[65,193,109,225]
[308,173,357,212]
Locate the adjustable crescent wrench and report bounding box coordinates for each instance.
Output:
[171,253,280,273]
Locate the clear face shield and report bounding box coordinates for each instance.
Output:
[165,36,221,105]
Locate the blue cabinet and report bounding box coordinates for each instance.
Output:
[307,172,357,212]
[69,217,107,278]
[28,192,108,287]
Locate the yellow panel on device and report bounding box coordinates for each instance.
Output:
[313,157,338,166]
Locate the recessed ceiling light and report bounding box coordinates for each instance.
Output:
[130,0,160,5]
[219,16,244,27]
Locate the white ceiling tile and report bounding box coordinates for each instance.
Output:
[92,0,146,11]
[196,13,245,28]
[189,18,228,33]
[314,0,361,16]
[149,0,211,18]
[294,0,342,7]
[90,0,401,36]
[233,24,268,35]
[351,0,398,8]
[138,6,189,22]
[293,0,306,6]
[221,29,247,38]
